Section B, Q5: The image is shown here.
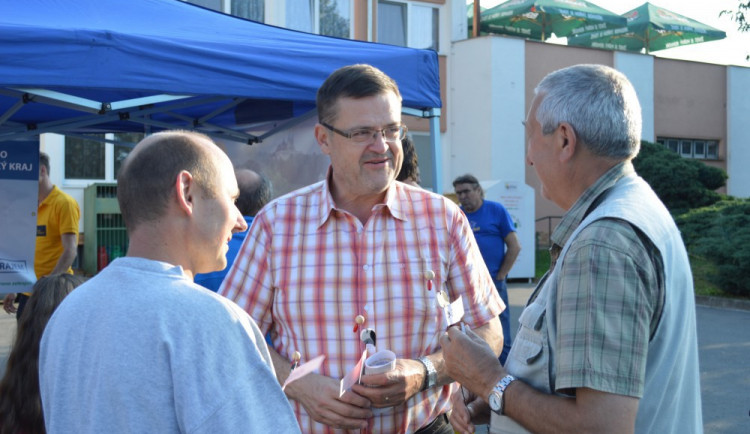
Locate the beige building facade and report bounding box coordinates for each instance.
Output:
[43,0,750,249]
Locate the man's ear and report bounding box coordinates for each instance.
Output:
[175,170,195,215]
[557,122,578,163]
[314,123,331,156]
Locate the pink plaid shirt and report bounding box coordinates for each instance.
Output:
[221,175,503,433]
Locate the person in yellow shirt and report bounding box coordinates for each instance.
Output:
[3,152,80,320]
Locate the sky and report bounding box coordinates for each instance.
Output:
[471,0,750,66]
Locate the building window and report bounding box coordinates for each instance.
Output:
[320,0,351,38]
[113,133,143,178]
[184,0,223,12]
[657,137,720,160]
[379,1,408,46]
[232,0,264,21]
[63,133,143,182]
[410,4,439,51]
[378,1,439,51]
[65,135,105,180]
[286,0,351,38]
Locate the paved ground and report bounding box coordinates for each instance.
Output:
[2,284,749,432]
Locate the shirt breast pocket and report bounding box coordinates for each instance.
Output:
[370,258,442,318]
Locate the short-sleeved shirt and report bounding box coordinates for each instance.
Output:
[36,185,80,277]
[462,200,516,277]
[221,175,503,433]
[548,162,663,397]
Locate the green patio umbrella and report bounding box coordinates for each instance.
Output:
[467,2,488,35]
[567,2,727,53]
[479,0,627,41]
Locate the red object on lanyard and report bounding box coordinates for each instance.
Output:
[353,314,365,333]
[425,269,435,291]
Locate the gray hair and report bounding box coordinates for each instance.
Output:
[534,64,642,160]
[452,174,484,199]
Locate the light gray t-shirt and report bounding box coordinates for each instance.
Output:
[40,257,300,433]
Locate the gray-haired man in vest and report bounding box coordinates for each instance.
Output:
[441,64,702,434]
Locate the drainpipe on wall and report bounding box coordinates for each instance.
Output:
[368,0,373,42]
[473,0,480,38]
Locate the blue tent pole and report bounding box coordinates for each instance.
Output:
[428,109,442,193]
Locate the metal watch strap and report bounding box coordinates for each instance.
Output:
[417,356,437,391]
[490,374,516,415]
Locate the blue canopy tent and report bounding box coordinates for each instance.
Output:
[0,0,444,189]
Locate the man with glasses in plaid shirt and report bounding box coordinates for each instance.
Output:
[221,64,504,433]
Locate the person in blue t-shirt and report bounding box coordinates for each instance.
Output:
[194,168,271,292]
[453,174,521,364]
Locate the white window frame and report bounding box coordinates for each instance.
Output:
[378,0,440,52]
[59,133,141,188]
[315,0,354,39]
[60,134,112,188]
[657,136,720,161]
[679,139,693,158]
[276,0,353,38]
[226,0,265,22]
[706,141,719,159]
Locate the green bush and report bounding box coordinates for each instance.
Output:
[535,248,550,280]
[632,141,750,298]
[633,141,727,213]
[676,199,750,298]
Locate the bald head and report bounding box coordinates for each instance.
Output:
[234,168,272,217]
[117,131,222,230]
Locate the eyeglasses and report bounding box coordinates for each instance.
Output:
[321,122,407,144]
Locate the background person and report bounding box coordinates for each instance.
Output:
[39,131,300,433]
[397,136,421,187]
[194,168,271,291]
[0,273,84,434]
[442,64,702,434]
[221,64,504,433]
[452,174,520,364]
[3,152,80,320]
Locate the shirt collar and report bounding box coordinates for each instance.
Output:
[316,166,407,228]
[550,161,634,248]
[39,185,59,207]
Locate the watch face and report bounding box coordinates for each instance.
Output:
[489,391,502,411]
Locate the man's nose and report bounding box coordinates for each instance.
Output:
[367,131,390,153]
[234,210,248,233]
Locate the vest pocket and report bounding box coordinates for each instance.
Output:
[512,302,545,363]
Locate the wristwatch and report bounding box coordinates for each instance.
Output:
[488,374,516,415]
[417,356,437,391]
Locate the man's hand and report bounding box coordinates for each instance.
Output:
[3,293,17,314]
[448,387,490,434]
[352,358,424,408]
[286,371,372,430]
[440,326,505,400]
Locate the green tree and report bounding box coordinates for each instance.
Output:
[720,1,750,60]
[632,141,727,214]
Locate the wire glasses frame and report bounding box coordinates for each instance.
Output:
[321,122,408,144]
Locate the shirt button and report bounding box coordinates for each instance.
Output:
[424,270,435,280]
[363,264,370,271]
